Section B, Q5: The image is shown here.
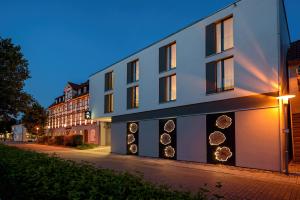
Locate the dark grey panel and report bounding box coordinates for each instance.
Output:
[112,92,279,123]
[206,61,217,94]
[127,62,133,84]
[206,23,216,57]
[159,46,166,73]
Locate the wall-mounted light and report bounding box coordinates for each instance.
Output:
[277,95,295,105]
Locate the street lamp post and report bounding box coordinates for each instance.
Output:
[277,95,295,175]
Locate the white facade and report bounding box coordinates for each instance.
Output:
[89,0,290,171]
[90,0,287,118]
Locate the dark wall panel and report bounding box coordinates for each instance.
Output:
[112,92,278,123]
[127,122,139,155]
[159,118,177,160]
[206,112,235,166]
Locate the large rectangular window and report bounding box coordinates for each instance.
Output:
[159,42,176,72]
[206,16,233,56]
[159,74,176,103]
[127,60,139,84]
[127,86,139,109]
[104,93,114,113]
[104,71,114,91]
[206,57,234,94]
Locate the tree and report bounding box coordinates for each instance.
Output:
[0,37,33,134]
[22,102,47,135]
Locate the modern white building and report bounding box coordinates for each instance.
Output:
[89,0,293,172]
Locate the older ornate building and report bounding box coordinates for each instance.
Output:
[47,81,101,144]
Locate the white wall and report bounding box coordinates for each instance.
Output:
[235,108,281,171]
[90,0,282,120]
[177,115,207,163]
[139,120,159,157]
[111,122,126,154]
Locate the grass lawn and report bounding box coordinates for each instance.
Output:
[0,144,223,200]
[76,143,99,150]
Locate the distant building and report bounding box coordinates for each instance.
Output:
[288,40,300,163]
[47,81,110,145]
[12,124,28,142]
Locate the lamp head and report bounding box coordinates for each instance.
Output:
[277,95,295,105]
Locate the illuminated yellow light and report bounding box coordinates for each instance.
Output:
[277,95,295,105]
[164,145,175,158]
[215,146,232,162]
[127,134,135,144]
[129,144,138,154]
[209,131,226,146]
[164,120,175,133]
[160,133,171,145]
[129,123,138,133]
[216,115,232,129]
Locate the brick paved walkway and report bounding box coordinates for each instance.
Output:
[7,143,300,200]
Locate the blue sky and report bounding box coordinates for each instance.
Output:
[1,0,299,107]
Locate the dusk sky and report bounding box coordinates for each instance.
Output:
[1,0,299,107]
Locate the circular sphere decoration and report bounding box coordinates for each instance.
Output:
[160,133,171,145]
[129,144,138,154]
[164,120,175,133]
[214,146,232,162]
[164,145,175,158]
[129,123,138,133]
[209,131,226,146]
[216,115,232,129]
[127,134,135,145]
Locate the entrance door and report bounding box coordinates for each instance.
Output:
[105,128,111,146]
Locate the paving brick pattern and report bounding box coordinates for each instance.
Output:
[7,143,300,200]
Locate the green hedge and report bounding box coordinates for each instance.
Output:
[63,135,83,147]
[37,135,83,147]
[0,144,223,200]
[55,136,64,145]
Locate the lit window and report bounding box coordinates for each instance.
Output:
[159,42,176,72]
[206,16,233,56]
[104,93,114,113]
[159,74,176,103]
[167,43,176,69]
[105,71,114,91]
[127,86,139,109]
[127,60,139,83]
[223,57,234,90]
[216,17,233,53]
[206,57,234,94]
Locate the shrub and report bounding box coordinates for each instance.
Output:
[48,137,56,145]
[64,135,83,147]
[0,144,223,200]
[73,134,83,146]
[55,136,64,145]
[37,136,51,144]
[63,135,73,146]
